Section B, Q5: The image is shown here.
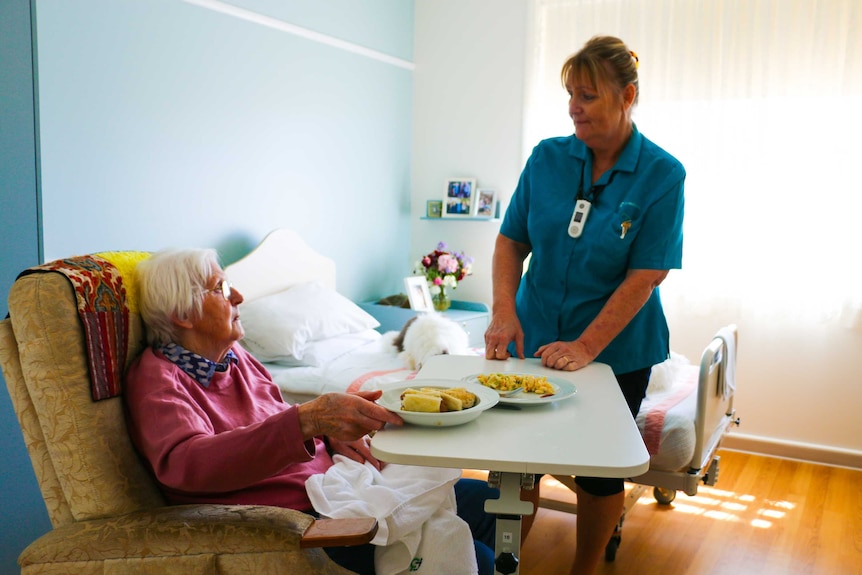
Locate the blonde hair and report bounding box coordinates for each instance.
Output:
[561,35,640,106]
[135,248,220,347]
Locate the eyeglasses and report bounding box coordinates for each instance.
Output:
[205,280,233,301]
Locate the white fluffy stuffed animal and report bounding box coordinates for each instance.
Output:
[389,313,470,370]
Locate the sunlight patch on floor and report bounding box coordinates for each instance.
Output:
[631,484,796,530]
[466,470,799,533]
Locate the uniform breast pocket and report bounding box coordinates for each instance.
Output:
[610,202,641,241]
[585,202,643,277]
[610,201,642,242]
[593,221,631,263]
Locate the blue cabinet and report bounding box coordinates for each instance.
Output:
[359,300,490,348]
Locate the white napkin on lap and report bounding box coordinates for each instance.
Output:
[306,455,477,575]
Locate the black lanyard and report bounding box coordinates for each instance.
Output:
[577,160,618,205]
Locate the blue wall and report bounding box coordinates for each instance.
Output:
[0,1,52,573]
[36,0,414,301]
[0,1,414,571]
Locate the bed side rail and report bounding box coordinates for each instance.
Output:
[689,324,738,473]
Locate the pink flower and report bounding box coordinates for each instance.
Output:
[412,242,472,292]
[438,254,459,274]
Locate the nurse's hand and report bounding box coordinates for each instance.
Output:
[485,311,525,360]
[535,340,593,371]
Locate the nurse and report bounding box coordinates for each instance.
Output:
[484,35,685,575]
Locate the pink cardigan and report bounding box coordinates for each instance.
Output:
[125,345,332,511]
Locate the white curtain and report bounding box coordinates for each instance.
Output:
[524,0,862,329]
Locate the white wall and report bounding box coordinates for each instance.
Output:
[411,0,862,469]
[411,0,528,309]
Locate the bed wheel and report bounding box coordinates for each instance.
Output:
[605,534,621,562]
[653,487,676,504]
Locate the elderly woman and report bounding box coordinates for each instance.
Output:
[485,36,685,574]
[125,248,496,575]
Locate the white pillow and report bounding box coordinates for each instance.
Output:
[270,329,382,368]
[239,281,380,362]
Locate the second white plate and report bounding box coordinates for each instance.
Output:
[461,373,578,405]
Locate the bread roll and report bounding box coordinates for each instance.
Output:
[399,386,478,413]
[402,393,442,413]
[441,388,477,409]
[438,392,463,412]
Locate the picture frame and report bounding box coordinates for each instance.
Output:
[404,276,433,312]
[426,199,443,218]
[442,178,477,218]
[474,189,497,218]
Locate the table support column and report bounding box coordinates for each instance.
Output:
[484,472,535,575]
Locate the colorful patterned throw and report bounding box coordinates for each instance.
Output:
[18,252,149,401]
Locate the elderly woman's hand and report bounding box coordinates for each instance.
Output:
[326,435,386,470]
[298,391,402,443]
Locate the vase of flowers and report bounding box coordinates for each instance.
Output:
[434,291,451,311]
[414,242,473,312]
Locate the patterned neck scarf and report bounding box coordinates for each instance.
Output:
[160,342,238,388]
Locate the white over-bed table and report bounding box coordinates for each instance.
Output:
[371,355,650,575]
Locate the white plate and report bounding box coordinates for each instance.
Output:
[376,379,499,427]
[461,373,577,405]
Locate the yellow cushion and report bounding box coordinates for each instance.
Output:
[94,251,151,313]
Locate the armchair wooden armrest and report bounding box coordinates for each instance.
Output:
[301,517,378,548]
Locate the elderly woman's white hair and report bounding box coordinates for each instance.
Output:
[135,248,221,347]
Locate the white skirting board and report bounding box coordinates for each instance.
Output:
[722,433,862,470]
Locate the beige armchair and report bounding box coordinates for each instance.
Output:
[0,259,375,575]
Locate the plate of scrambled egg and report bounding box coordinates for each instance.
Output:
[376,380,499,427]
[462,373,577,405]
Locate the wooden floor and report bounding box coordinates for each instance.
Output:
[465,450,862,575]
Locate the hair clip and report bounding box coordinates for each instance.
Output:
[630,50,639,68]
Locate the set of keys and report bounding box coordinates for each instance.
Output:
[620,220,631,239]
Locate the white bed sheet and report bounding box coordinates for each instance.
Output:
[266,334,418,401]
[637,357,699,472]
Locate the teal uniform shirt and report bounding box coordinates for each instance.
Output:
[500,125,685,374]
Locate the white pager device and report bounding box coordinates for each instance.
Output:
[568,199,592,238]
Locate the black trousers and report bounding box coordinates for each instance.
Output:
[574,366,652,496]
